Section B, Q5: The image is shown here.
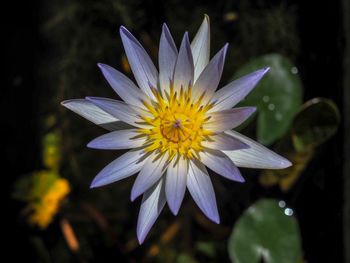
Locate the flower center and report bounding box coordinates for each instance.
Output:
[161,112,195,143]
[137,81,215,162]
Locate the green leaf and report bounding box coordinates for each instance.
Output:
[177,253,197,263]
[234,54,302,145]
[259,98,340,191]
[196,241,215,257]
[29,170,60,200]
[228,199,301,263]
[291,98,340,151]
[12,170,59,201]
[42,131,61,171]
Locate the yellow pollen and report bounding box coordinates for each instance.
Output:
[137,82,215,163]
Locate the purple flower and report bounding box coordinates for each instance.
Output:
[61,15,291,244]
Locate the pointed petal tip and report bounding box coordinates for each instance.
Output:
[137,230,147,245]
[90,179,100,189]
[162,23,169,30]
[168,204,180,216]
[235,106,257,120]
[60,100,68,106]
[258,66,270,77]
[184,31,189,40]
[60,99,84,107]
[90,175,110,189]
[119,25,127,33]
[60,99,82,109]
[137,236,144,245]
[210,216,220,224]
[130,189,140,202]
[97,62,106,69]
[120,26,134,39]
[221,43,229,57]
[263,66,271,73]
[271,154,293,169]
[236,176,246,183]
[136,179,166,246]
[281,159,292,168]
[86,140,96,149]
[252,66,270,81]
[161,23,173,40]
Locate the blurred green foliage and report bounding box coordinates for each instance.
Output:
[235,54,302,145]
[178,253,198,263]
[196,241,216,258]
[260,98,340,191]
[228,199,302,263]
[291,98,340,151]
[43,131,61,172]
[13,128,63,202]
[13,129,70,229]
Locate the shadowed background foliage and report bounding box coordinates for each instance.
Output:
[5,0,347,262]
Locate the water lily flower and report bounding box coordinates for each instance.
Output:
[61,16,291,244]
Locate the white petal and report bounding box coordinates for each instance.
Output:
[137,178,166,244]
[165,156,188,215]
[120,26,158,100]
[223,130,292,169]
[199,149,245,182]
[209,67,270,113]
[187,160,220,223]
[192,44,228,104]
[201,133,249,151]
[61,99,131,131]
[191,15,210,82]
[86,97,151,129]
[90,149,146,188]
[158,23,178,95]
[173,32,194,93]
[204,107,256,132]
[131,151,169,201]
[87,129,147,150]
[97,63,149,108]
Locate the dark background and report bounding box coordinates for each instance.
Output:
[4,0,348,262]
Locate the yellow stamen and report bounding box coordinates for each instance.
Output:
[137,82,215,164]
[140,98,158,116]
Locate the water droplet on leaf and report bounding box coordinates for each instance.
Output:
[279,200,286,208]
[284,208,294,216]
[291,67,298,74]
